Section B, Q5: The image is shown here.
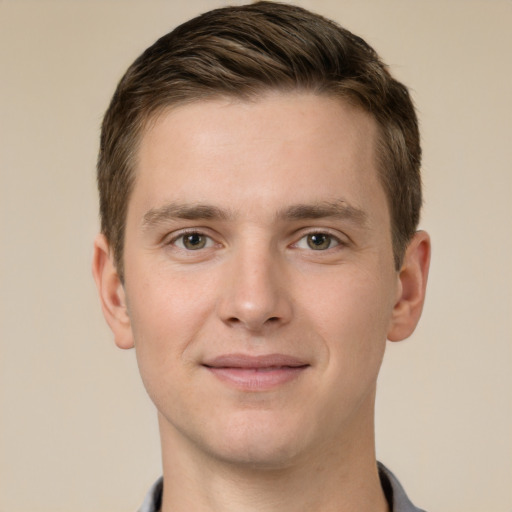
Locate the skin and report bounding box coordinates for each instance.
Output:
[93,92,430,512]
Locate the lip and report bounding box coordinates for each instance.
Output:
[202,353,310,391]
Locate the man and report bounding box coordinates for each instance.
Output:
[92,2,430,511]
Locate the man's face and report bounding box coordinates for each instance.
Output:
[119,93,403,467]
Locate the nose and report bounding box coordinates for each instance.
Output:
[216,243,293,332]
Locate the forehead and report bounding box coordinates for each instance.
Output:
[131,92,386,222]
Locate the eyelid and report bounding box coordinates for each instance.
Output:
[165,228,217,249]
[291,228,349,250]
[161,226,349,251]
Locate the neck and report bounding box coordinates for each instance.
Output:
[157,397,389,512]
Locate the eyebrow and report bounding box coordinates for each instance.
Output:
[142,203,232,229]
[278,200,368,225]
[141,199,368,229]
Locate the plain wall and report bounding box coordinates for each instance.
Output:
[1,1,511,510]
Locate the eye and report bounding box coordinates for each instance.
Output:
[296,232,340,251]
[173,232,214,250]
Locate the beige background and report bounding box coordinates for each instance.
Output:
[1,0,511,510]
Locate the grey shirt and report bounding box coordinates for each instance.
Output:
[137,462,425,512]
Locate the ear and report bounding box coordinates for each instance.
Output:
[92,234,134,349]
[387,230,431,342]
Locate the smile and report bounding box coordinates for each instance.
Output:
[202,354,310,391]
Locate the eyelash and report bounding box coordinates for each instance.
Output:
[294,232,342,251]
[166,229,347,253]
[167,229,216,251]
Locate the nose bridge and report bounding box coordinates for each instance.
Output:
[217,235,292,331]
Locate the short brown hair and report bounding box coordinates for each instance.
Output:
[98,1,422,280]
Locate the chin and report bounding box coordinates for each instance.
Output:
[201,412,310,470]
[212,440,303,471]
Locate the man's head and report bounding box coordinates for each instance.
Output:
[97,1,421,281]
[93,0,430,476]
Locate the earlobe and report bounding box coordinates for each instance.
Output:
[92,234,134,349]
[387,230,431,342]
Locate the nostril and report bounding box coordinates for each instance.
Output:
[225,315,280,329]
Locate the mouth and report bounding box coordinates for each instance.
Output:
[202,353,310,391]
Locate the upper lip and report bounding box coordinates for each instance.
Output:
[203,353,310,369]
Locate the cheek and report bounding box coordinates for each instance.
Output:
[302,267,395,367]
[125,270,216,382]
[127,261,216,334]
[126,279,209,418]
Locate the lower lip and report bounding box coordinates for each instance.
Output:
[205,366,308,391]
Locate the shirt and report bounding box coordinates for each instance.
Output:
[137,462,425,512]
